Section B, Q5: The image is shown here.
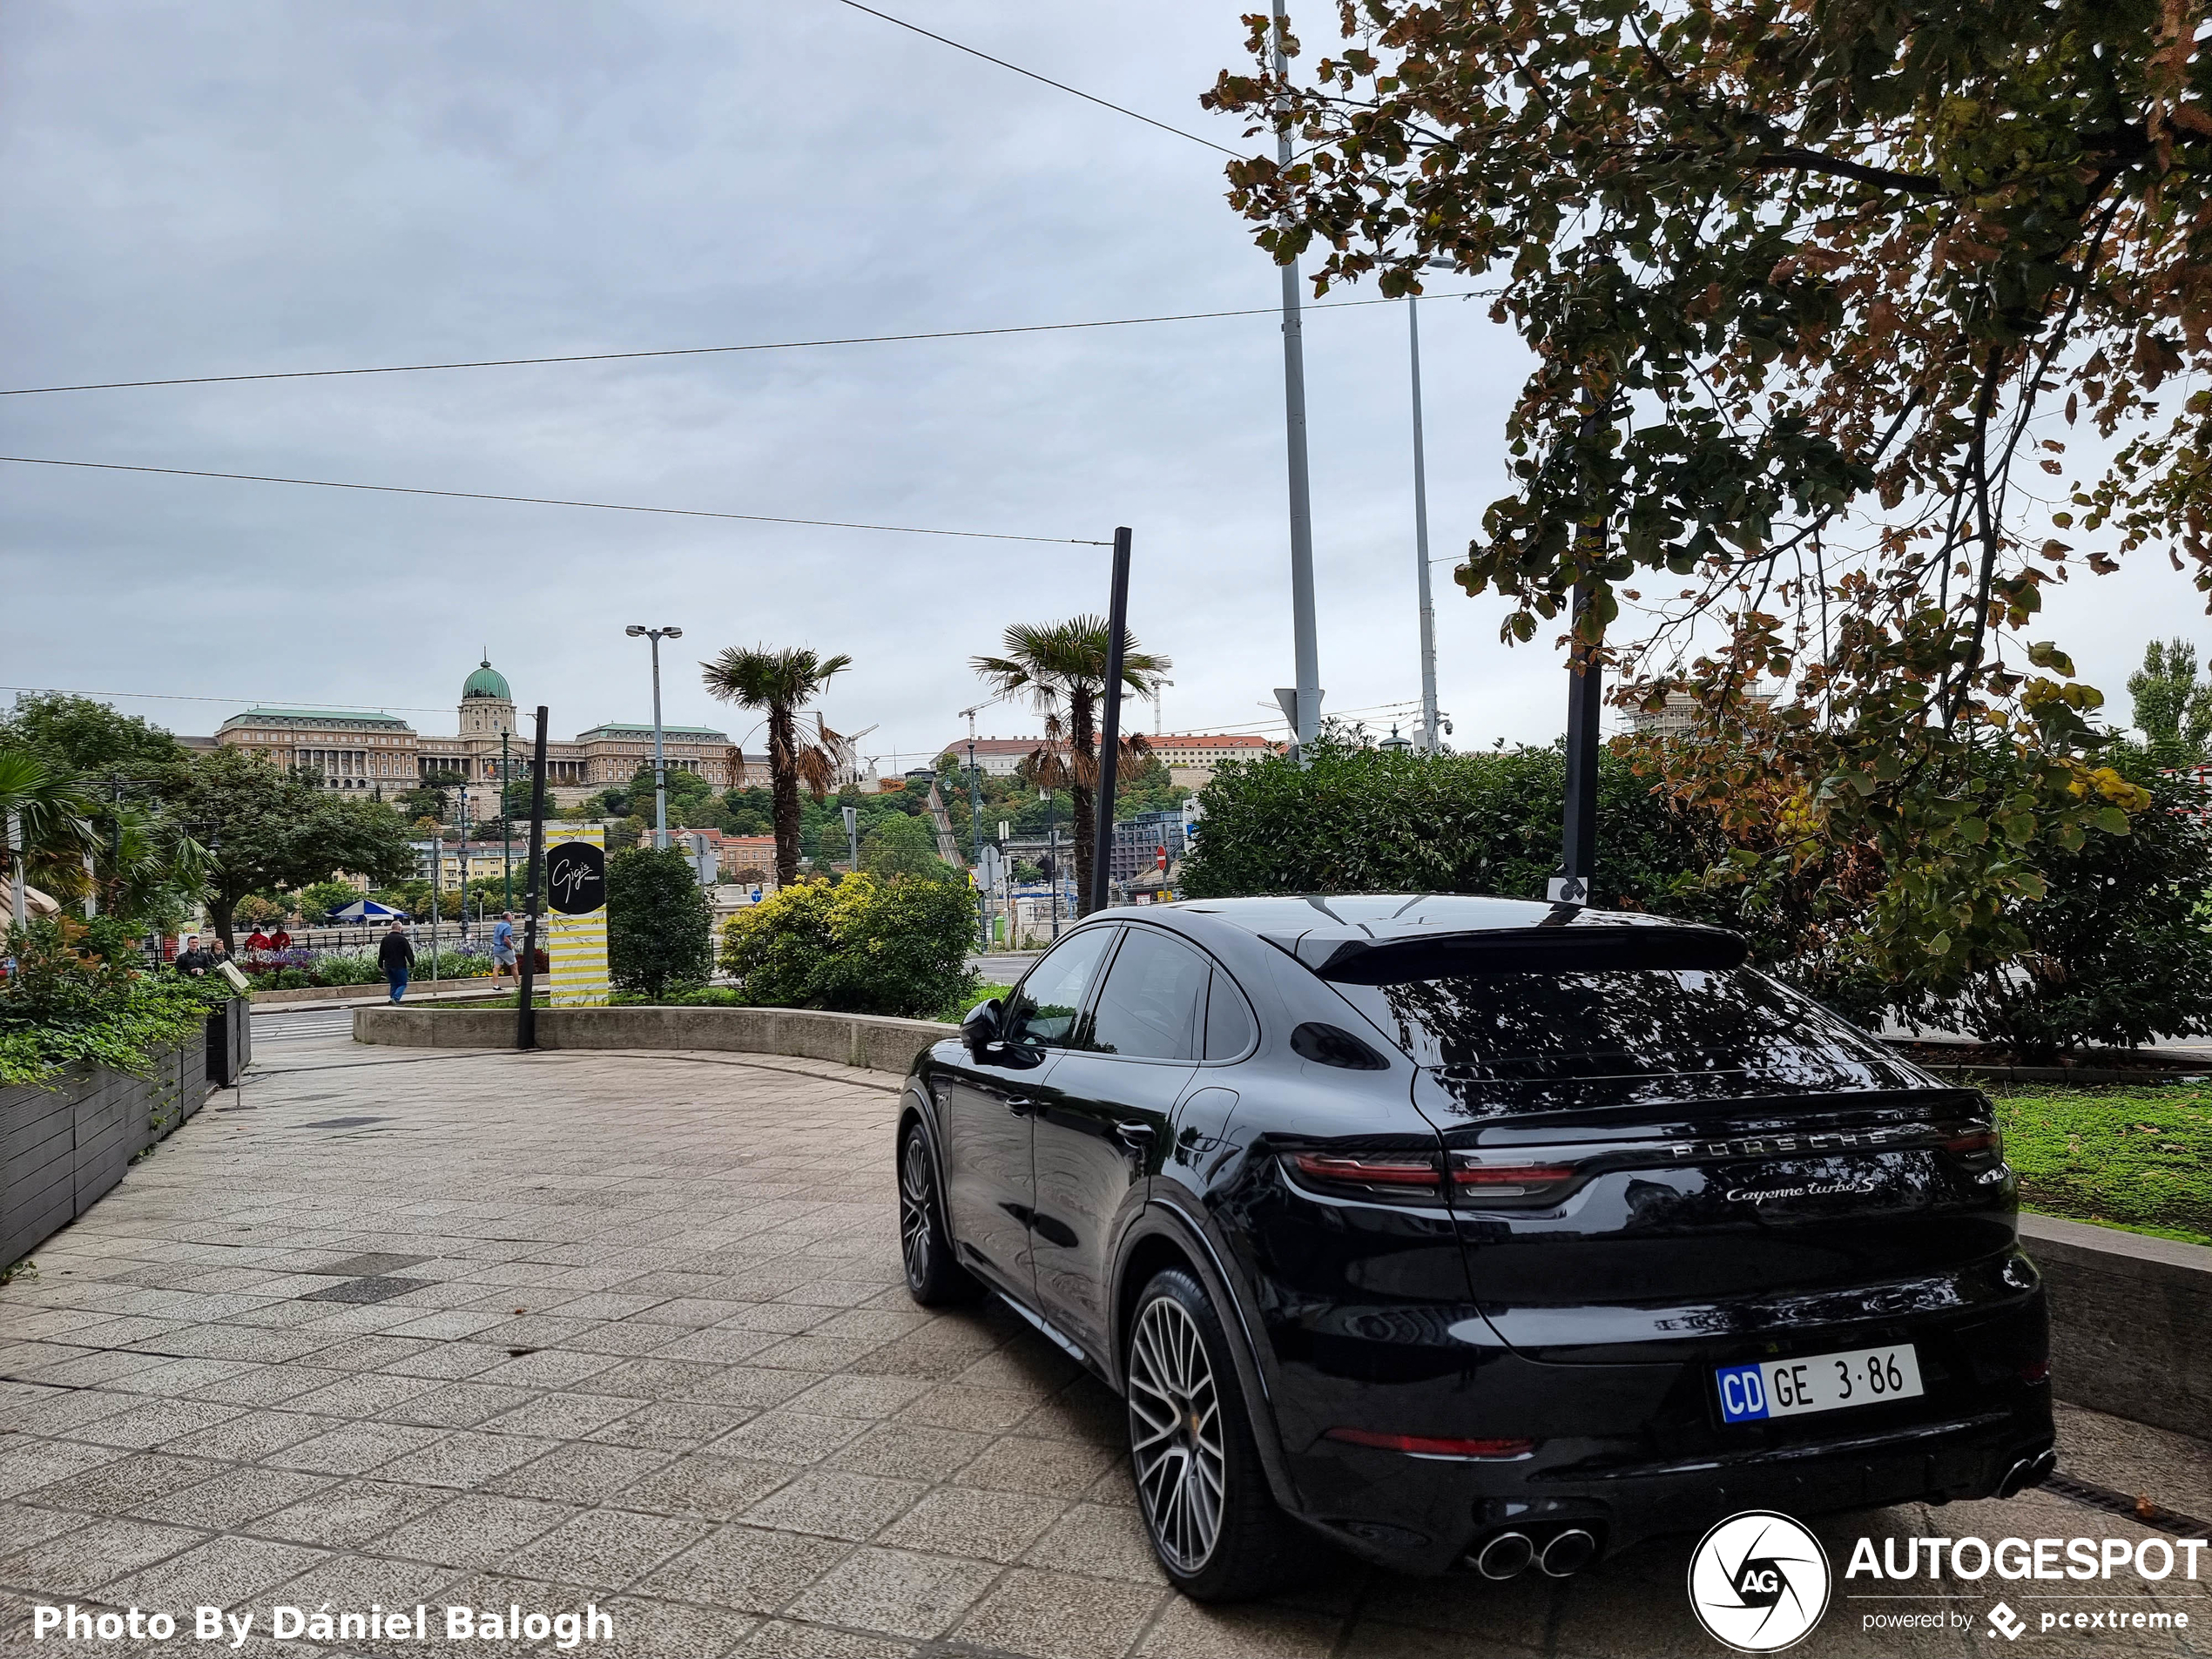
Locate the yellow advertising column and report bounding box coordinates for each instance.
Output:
[542,828,610,1006]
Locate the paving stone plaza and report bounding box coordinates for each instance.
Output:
[3,1033,2209,1657]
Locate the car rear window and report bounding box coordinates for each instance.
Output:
[1327,967,1911,1088]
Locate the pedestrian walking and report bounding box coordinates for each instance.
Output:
[491,912,516,986]
[175,935,212,976]
[378,920,415,1003]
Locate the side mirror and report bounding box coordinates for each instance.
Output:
[961,996,1005,1061]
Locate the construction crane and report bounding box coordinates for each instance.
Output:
[956,696,1008,746]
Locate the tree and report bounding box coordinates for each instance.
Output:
[0,692,185,778]
[2128,639,2212,763]
[0,749,98,914]
[297,880,363,921]
[1950,746,2212,1057]
[2,697,206,924]
[606,846,714,1000]
[1204,0,2187,984]
[699,646,852,887]
[160,749,418,948]
[972,618,1169,912]
[399,772,464,825]
[860,812,960,881]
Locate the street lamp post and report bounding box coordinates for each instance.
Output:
[1271,0,1322,758]
[625,624,684,851]
[1407,280,1445,754]
[500,729,513,913]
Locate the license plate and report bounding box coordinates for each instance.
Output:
[1716,1344,1924,1422]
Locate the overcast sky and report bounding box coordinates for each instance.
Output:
[3,1,2200,767]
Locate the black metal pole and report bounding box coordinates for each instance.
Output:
[1087,527,1133,916]
[1554,579,1602,904]
[516,706,550,1049]
[1553,385,1609,906]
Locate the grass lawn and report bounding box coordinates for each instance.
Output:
[1990,1082,2212,1246]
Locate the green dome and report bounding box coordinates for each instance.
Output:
[462,658,511,701]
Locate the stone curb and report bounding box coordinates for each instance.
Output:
[354,1001,951,1075]
[2020,1214,2212,1442]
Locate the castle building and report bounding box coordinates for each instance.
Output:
[214,656,766,816]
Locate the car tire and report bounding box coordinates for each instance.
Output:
[1124,1265,1293,1602]
[898,1120,981,1306]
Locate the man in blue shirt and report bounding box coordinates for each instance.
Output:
[491,912,516,986]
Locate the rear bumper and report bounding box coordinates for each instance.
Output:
[1291,1397,2054,1574]
[1263,1286,2053,1575]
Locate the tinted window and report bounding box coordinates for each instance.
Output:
[1329,968,1912,1090]
[1007,928,1115,1050]
[1203,970,1256,1060]
[1084,929,1209,1060]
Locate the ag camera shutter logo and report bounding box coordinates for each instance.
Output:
[1687,1511,1832,1652]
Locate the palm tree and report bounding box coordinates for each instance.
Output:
[973,618,1170,913]
[700,646,853,887]
[0,749,97,924]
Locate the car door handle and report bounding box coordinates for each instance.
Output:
[1004,1096,1035,1116]
[1116,1123,1156,1150]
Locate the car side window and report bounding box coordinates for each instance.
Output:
[1082,929,1211,1061]
[1203,968,1257,1061]
[1005,928,1116,1051]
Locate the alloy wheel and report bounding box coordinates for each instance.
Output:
[1128,1291,1226,1573]
[898,1131,934,1290]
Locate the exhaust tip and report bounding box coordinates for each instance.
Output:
[1540,1527,1598,1577]
[1474,1530,1534,1580]
[1998,1447,2058,1499]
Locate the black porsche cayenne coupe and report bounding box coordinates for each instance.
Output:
[894,895,2054,1602]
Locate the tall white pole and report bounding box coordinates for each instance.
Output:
[1272,0,1321,756]
[1409,295,1441,752]
[650,634,669,851]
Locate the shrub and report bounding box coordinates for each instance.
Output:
[719,873,977,1019]
[1,917,233,1087]
[308,952,383,987]
[1949,749,2212,1058]
[607,847,714,1001]
[1181,737,1710,909]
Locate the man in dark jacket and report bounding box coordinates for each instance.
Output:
[175,936,212,976]
[378,921,415,1003]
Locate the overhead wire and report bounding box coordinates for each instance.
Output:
[0,292,1495,398]
[827,0,1241,158]
[0,455,1109,545]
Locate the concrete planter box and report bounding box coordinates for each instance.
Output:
[355,1002,952,1075]
[2019,1214,2212,1441]
[1,1033,209,1269]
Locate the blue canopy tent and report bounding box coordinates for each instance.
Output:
[327,898,408,922]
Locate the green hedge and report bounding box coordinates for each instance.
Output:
[1181,739,1710,910]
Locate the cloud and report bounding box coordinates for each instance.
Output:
[1,0,2190,765]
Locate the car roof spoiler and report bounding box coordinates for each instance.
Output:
[1260,919,1749,985]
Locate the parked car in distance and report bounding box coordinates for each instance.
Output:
[895,894,2054,1601]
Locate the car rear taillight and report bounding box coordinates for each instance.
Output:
[1944,1125,2004,1163]
[1325,1427,1534,1460]
[1290,1153,1447,1193]
[1450,1159,1576,1200]
[1286,1151,1580,1207]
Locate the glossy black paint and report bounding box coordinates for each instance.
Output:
[904,895,2053,1573]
